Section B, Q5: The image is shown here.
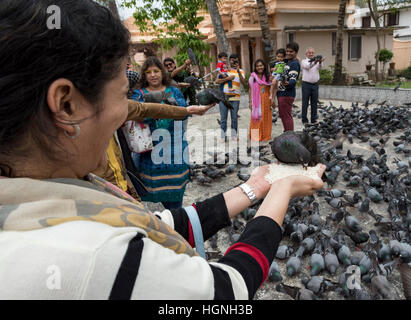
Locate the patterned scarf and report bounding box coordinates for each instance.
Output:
[0,174,198,257]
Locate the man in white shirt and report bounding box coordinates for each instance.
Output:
[301,48,325,125]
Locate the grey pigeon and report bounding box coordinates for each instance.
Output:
[276,283,316,300]
[301,275,324,294]
[286,246,305,276]
[338,245,352,266]
[276,245,294,260]
[183,75,202,89]
[142,91,178,106]
[351,251,365,266]
[361,182,383,203]
[323,237,339,275]
[359,254,372,275]
[187,48,197,65]
[344,211,362,233]
[196,88,232,109]
[310,241,325,276]
[271,131,320,167]
[268,261,283,282]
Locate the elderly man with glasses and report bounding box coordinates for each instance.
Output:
[301,47,325,125]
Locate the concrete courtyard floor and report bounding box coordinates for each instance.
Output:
[143,97,408,300]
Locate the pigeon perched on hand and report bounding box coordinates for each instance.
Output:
[271,131,320,167]
[142,91,178,106]
[196,88,233,109]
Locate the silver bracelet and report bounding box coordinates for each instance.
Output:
[239,183,258,206]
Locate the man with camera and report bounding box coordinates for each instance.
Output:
[301,47,325,125]
[215,54,246,142]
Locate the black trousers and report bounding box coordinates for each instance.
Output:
[301,81,319,123]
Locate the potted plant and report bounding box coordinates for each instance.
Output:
[366,59,373,71]
[378,48,394,79]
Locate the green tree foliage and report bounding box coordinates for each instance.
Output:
[378,48,393,63]
[121,0,211,68]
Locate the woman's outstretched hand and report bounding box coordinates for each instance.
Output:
[246,163,325,201]
[187,103,216,116]
[253,164,326,227]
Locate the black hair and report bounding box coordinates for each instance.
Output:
[286,42,299,53]
[218,52,228,59]
[229,53,240,61]
[276,48,286,56]
[137,56,172,89]
[0,0,130,177]
[163,57,175,65]
[253,59,270,82]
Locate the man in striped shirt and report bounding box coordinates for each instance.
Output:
[215,54,246,142]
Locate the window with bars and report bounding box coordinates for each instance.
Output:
[384,12,399,26]
[362,16,371,28]
[349,34,362,60]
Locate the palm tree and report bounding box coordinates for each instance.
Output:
[108,0,121,20]
[204,0,230,54]
[367,0,381,81]
[96,0,121,20]
[332,0,347,85]
[255,0,276,64]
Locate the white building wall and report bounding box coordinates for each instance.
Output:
[396,7,411,40]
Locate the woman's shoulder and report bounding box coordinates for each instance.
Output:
[131,88,146,102]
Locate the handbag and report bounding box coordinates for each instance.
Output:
[122,120,153,154]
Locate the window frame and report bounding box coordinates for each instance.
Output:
[384,11,399,27]
[362,16,371,28]
[348,34,362,61]
[288,32,295,44]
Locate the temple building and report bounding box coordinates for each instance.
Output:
[124,0,405,77]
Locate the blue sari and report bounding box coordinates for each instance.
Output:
[131,86,189,207]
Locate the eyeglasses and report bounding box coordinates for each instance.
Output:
[164,63,173,67]
[144,69,161,75]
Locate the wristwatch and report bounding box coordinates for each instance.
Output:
[239,183,258,205]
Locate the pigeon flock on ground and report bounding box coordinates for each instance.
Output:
[187,100,411,300]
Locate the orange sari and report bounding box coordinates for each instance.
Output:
[249,84,272,142]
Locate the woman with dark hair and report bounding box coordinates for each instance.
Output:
[131,56,191,210]
[248,59,273,142]
[0,0,325,300]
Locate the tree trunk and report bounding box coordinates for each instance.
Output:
[368,0,381,82]
[204,0,230,55]
[107,0,121,20]
[255,0,276,64]
[332,0,347,85]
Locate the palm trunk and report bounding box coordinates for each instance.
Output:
[368,0,381,82]
[204,0,230,54]
[332,0,347,85]
[256,0,276,64]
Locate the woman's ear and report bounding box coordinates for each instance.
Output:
[47,79,82,135]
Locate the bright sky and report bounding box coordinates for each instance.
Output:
[117,0,136,20]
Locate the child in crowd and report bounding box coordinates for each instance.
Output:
[270,48,286,108]
[216,52,233,91]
